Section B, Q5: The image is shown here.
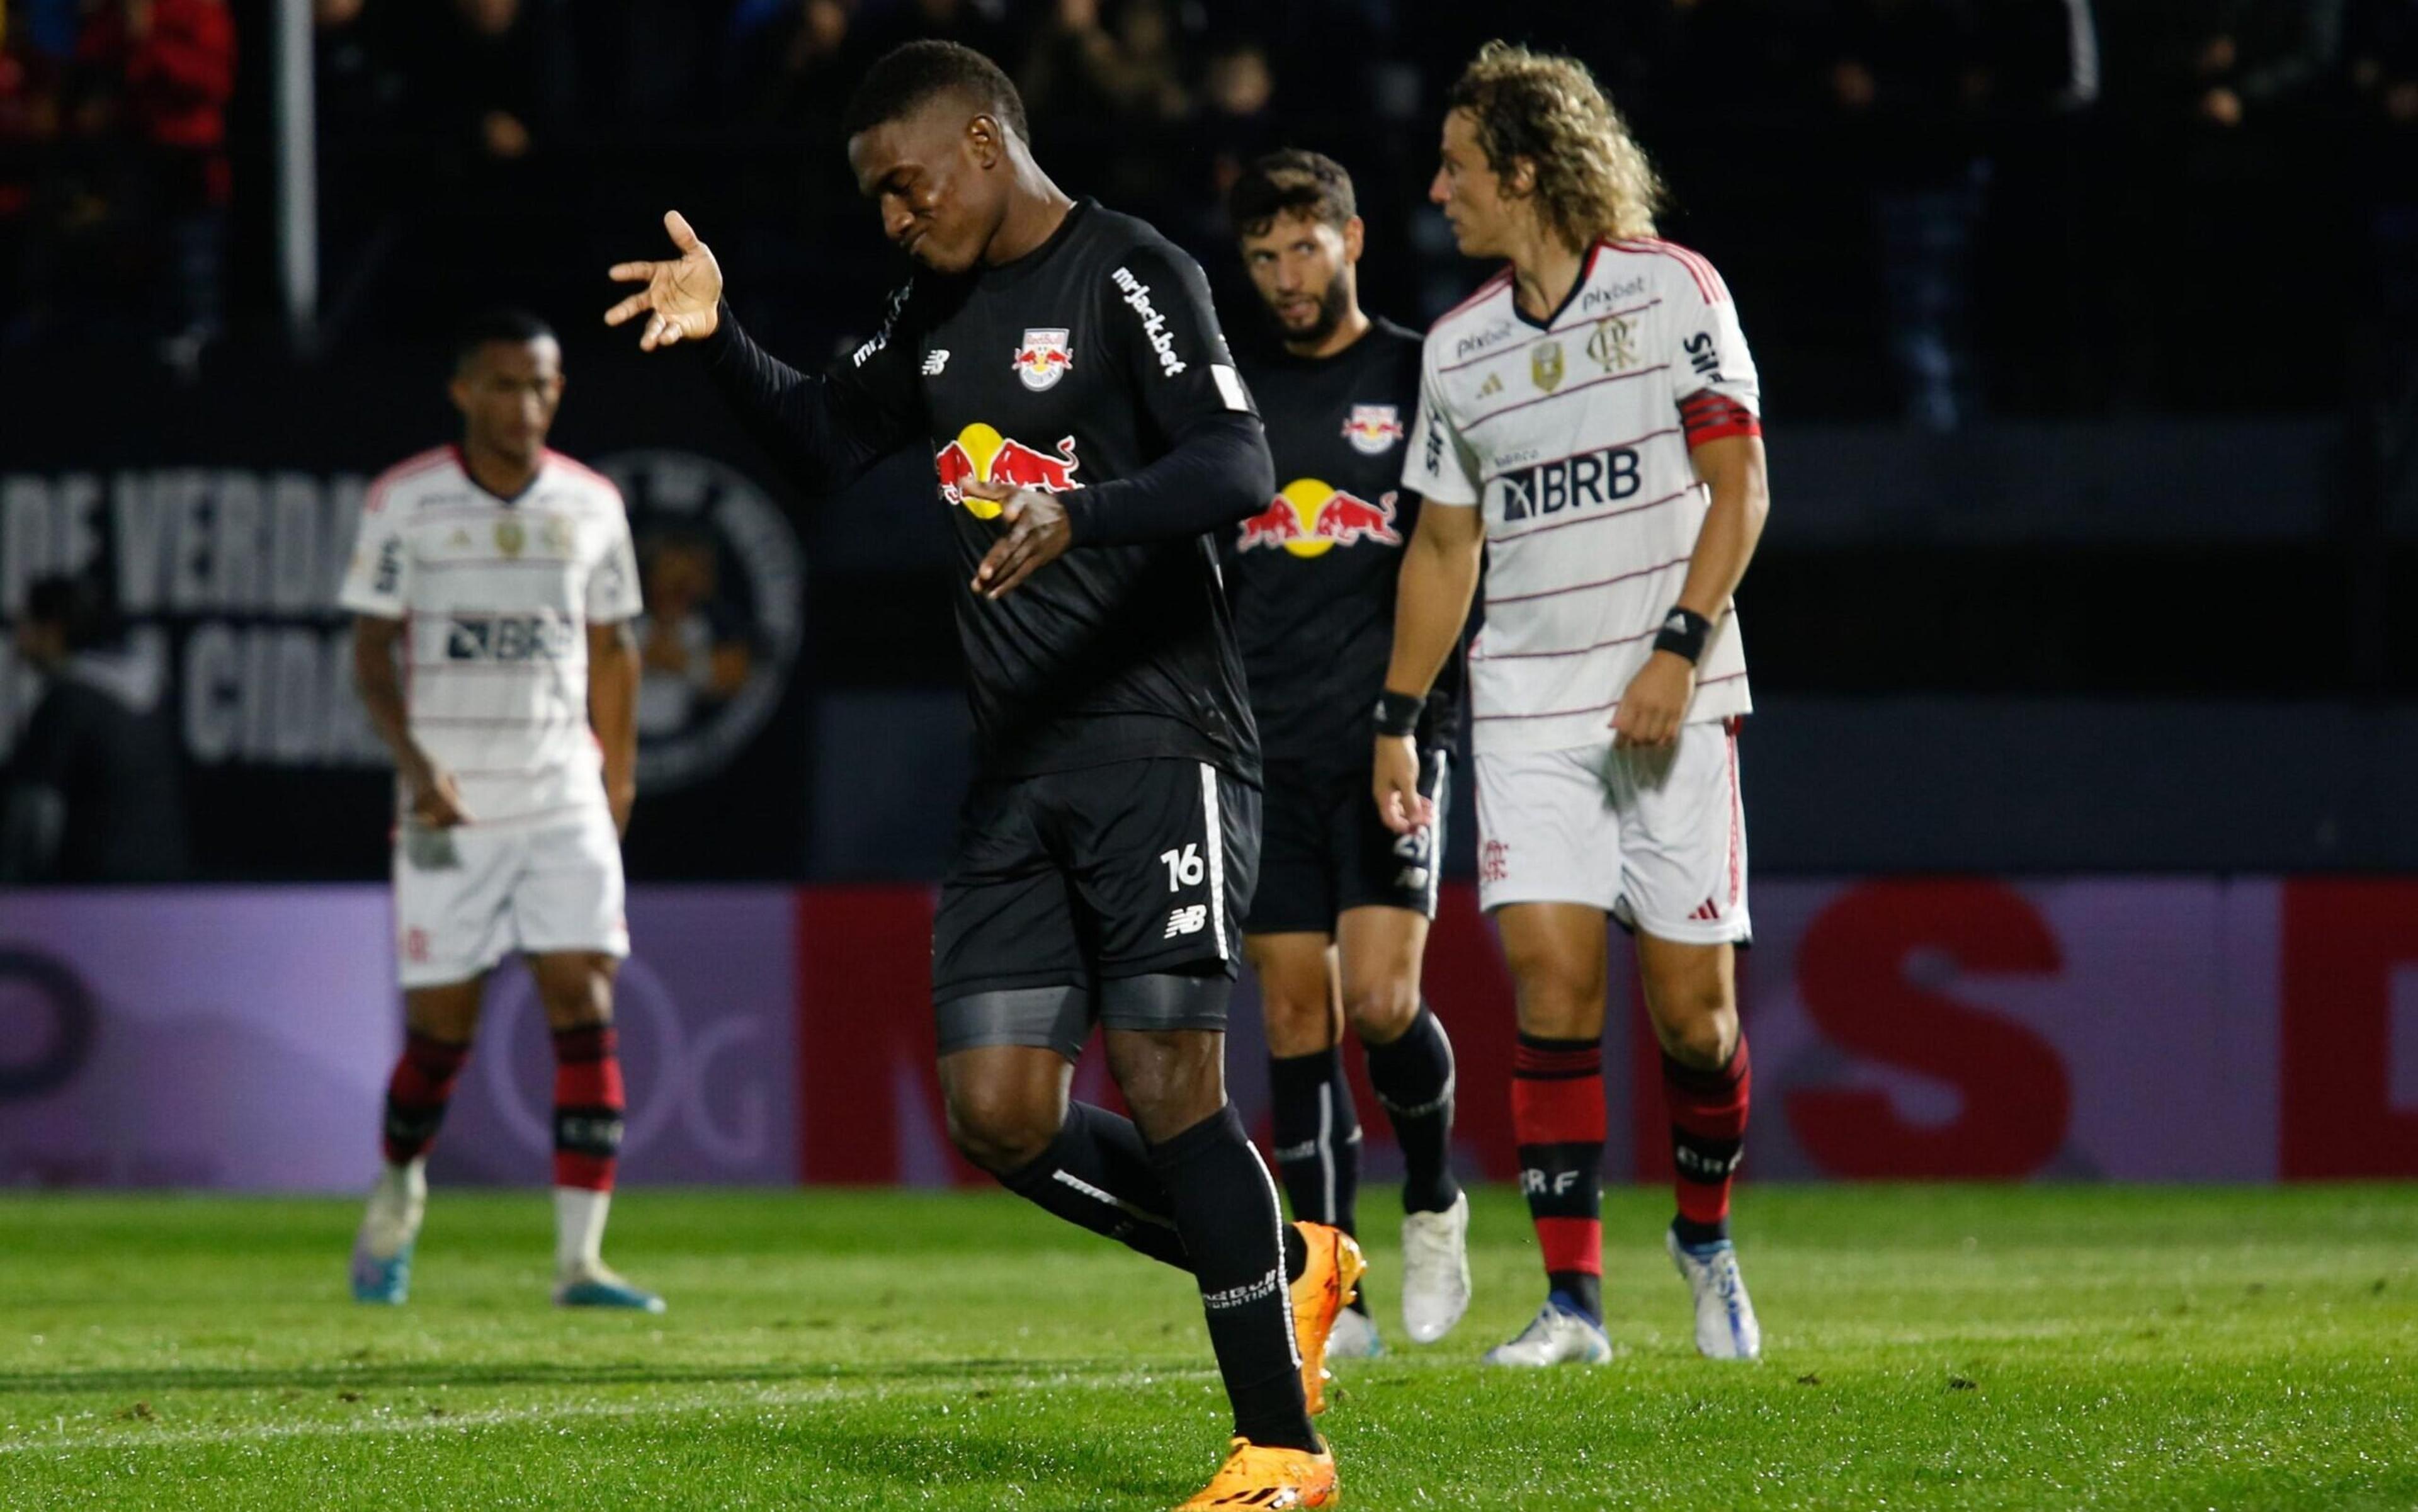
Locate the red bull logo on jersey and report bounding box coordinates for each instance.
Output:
[1341,404,1405,456]
[934,422,1084,519]
[1236,478,1401,559]
[1011,328,1074,392]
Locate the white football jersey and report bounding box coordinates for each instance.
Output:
[339,446,643,825]
[1405,238,1762,755]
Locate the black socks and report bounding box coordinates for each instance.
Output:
[1150,1104,1317,1453]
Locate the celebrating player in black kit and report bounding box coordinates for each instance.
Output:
[1223,152,1472,1360]
[605,42,1350,1511]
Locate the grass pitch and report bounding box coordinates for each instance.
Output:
[1,1186,2413,1509]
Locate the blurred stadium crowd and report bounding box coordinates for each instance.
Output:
[0,0,2412,417]
[3,1,2415,886]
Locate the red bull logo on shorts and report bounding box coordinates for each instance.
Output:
[1341,404,1405,456]
[934,423,1084,519]
[1236,478,1402,559]
[1011,328,1074,392]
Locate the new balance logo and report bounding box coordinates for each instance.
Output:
[921,350,950,376]
[1689,898,1723,922]
[1164,905,1208,938]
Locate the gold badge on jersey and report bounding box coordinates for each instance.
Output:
[495,520,525,558]
[1587,315,1637,373]
[1531,340,1564,393]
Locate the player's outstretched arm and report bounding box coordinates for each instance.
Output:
[1374,499,1481,834]
[610,211,922,501]
[1611,433,1768,749]
[604,211,723,350]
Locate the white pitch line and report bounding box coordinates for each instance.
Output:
[1,1365,1217,1457]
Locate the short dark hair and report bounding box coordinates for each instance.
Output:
[25,574,111,651]
[451,307,556,372]
[1227,149,1357,238]
[841,40,1029,145]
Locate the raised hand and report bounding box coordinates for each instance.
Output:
[605,211,725,351]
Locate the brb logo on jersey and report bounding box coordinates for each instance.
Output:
[934,423,1084,519]
[1341,404,1405,456]
[444,610,574,662]
[1237,479,1400,558]
[1011,329,1072,392]
[1491,445,1643,523]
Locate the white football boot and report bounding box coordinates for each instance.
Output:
[1667,1227,1761,1360]
[1481,1297,1613,1367]
[1399,1192,1472,1344]
[1324,1304,1385,1360]
[349,1159,427,1305]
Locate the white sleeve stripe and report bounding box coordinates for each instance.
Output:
[1211,363,1251,412]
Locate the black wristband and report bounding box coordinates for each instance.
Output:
[1652,606,1713,664]
[1373,690,1423,739]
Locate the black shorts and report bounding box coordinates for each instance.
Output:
[1246,750,1449,936]
[933,757,1260,1012]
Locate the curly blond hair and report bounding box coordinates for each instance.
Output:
[1446,41,1664,249]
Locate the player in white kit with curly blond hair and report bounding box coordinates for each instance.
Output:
[1376,42,1769,1367]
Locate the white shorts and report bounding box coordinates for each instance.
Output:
[1473,720,1749,945]
[392,805,629,989]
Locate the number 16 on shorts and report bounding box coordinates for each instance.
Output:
[1162,843,1209,937]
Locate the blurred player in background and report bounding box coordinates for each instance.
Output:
[1380,43,1769,1367]
[607,42,1352,1508]
[1223,149,1471,1361]
[341,309,659,1314]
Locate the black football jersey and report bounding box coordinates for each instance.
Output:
[730,199,1264,782]
[1225,318,1462,766]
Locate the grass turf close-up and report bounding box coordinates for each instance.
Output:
[1,1185,2412,1509]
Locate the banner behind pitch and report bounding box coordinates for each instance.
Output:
[4,877,2411,1190]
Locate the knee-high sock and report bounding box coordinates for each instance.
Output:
[1269,1046,1368,1315]
[1268,1047,1361,1236]
[1512,1032,1605,1322]
[382,1031,469,1167]
[552,1025,626,1273]
[1664,1035,1751,1247]
[999,1102,1190,1270]
[1151,1105,1317,1453]
[1366,1004,1460,1215]
[551,1024,625,1193]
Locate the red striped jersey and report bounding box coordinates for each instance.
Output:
[338,446,643,825]
[1404,237,1761,754]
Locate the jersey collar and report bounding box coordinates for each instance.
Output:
[1509,240,1606,333]
[979,196,1093,290]
[452,444,548,507]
